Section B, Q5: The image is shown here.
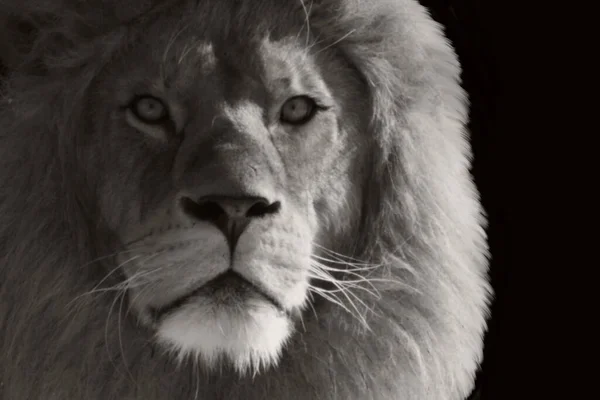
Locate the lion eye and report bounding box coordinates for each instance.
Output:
[280,96,316,125]
[130,95,168,124]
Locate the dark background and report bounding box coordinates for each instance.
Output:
[0,1,509,399]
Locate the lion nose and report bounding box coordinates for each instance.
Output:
[179,195,281,250]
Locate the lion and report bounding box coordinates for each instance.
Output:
[0,0,491,399]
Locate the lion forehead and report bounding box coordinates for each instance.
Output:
[151,35,326,104]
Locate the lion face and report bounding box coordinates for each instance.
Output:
[84,11,368,373]
[0,1,492,397]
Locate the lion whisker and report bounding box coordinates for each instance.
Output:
[125,284,152,320]
[309,259,384,287]
[311,254,382,268]
[193,357,201,400]
[298,0,314,47]
[308,285,370,329]
[309,257,382,273]
[66,254,146,310]
[311,275,375,317]
[308,287,381,303]
[66,251,171,316]
[77,246,155,269]
[310,258,389,315]
[316,255,376,267]
[307,277,382,299]
[311,243,373,263]
[307,286,347,313]
[309,260,381,292]
[104,288,128,380]
[297,308,307,332]
[359,277,422,293]
[117,284,136,383]
[310,252,423,294]
[91,252,147,288]
[311,268,422,294]
[308,269,381,296]
[123,259,194,319]
[307,286,360,324]
[118,251,175,283]
[160,21,190,81]
[68,265,161,302]
[313,29,357,56]
[305,291,320,321]
[70,283,130,299]
[311,245,354,257]
[308,267,375,329]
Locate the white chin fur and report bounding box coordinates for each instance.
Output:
[155,297,292,375]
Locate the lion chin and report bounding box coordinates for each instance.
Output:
[0,0,492,399]
[155,288,293,374]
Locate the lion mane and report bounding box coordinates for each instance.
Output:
[0,0,491,399]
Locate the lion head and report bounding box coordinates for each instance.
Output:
[0,0,491,399]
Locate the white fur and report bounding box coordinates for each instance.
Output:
[156,295,293,374]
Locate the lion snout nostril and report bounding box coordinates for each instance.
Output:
[179,195,281,251]
[180,197,226,222]
[180,196,280,220]
[245,200,281,218]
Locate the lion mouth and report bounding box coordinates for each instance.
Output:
[148,270,287,321]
